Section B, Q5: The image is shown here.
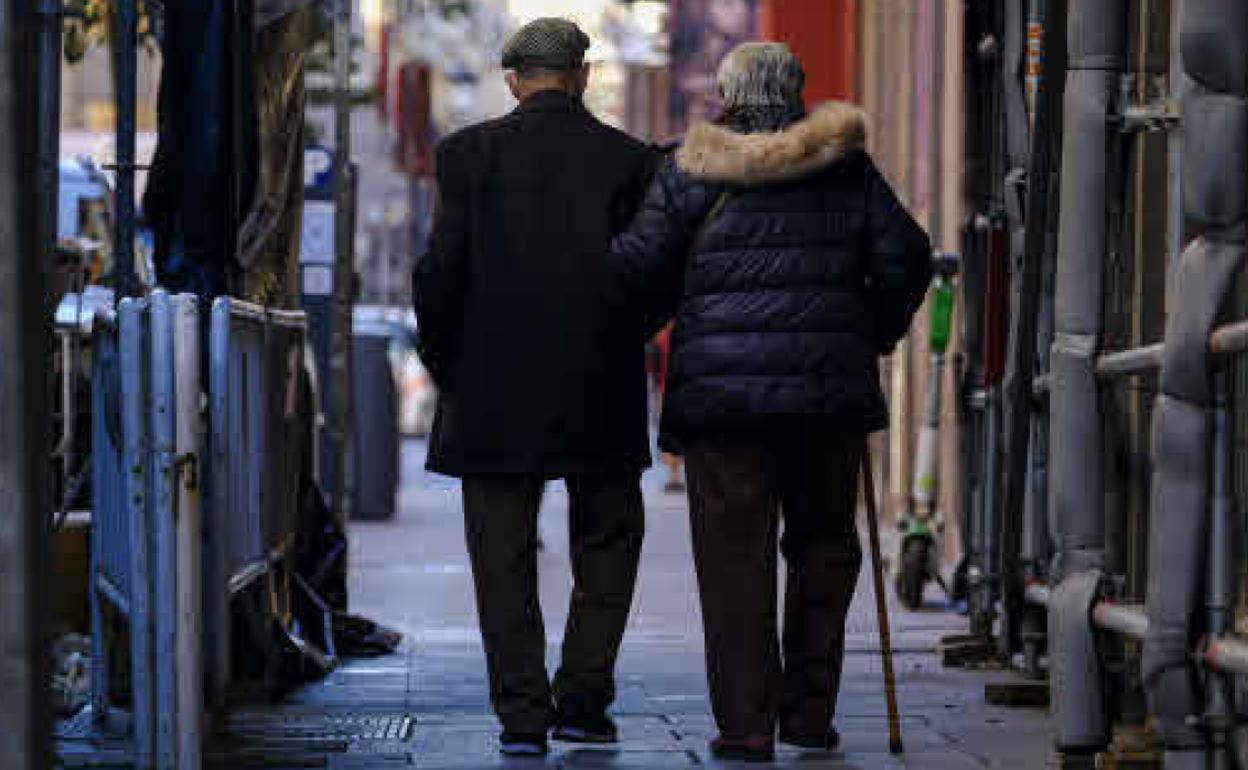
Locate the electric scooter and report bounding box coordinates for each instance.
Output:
[895,252,960,610]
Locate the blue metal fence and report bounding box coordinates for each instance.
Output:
[206,297,309,709]
[88,291,202,770]
[87,292,308,766]
[88,306,140,733]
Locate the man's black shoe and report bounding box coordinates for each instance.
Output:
[499,731,549,757]
[779,725,841,751]
[709,735,775,762]
[551,697,618,744]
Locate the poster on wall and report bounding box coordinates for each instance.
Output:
[668,0,760,136]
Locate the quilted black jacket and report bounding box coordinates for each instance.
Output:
[610,102,932,447]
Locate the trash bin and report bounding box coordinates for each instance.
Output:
[349,309,401,520]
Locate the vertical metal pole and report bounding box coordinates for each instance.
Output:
[1020,0,1065,677]
[113,0,138,296]
[975,217,1010,638]
[1144,1,1247,762]
[35,0,59,271]
[1205,372,1235,770]
[173,296,203,770]
[977,385,1001,636]
[120,299,155,767]
[1049,0,1127,757]
[331,0,355,526]
[38,0,65,537]
[0,1,51,767]
[149,293,178,768]
[206,300,230,712]
[1164,1,1182,296]
[931,0,946,250]
[88,325,109,723]
[998,0,1034,656]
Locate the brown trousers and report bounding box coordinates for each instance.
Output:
[684,429,863,740]
[462,473,645,734]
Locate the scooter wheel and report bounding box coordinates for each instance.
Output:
[896,537,929,611]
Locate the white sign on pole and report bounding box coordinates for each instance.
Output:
[302,265,334,296]
[300,200,336,265]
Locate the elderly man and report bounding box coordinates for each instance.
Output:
[612,43,932,761]
[411,18,657,757]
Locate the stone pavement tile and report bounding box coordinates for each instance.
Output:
[410,714,697,769]
[282,688,413,710]
[324,758,418,769]
[65,439,1055,770]
[928,715,1053,769]
[317,441,1055,770]
[668,711,996,766]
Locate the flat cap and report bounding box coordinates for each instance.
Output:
[501,17,590,71]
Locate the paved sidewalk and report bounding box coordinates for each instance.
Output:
[303,440,1052,769]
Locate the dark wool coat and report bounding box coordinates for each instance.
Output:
[413,90,658,477]
[610,102,933,449]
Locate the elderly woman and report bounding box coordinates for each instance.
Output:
[612,43,931,761]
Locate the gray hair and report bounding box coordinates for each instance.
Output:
[716,42,805,111]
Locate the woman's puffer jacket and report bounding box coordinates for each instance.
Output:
[611,102,932,447]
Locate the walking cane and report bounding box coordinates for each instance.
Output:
[862,443,904,754]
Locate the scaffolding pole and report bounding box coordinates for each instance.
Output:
[330,0,355,523]
[112,0,137,296]
[35,0,59,273]
[0,0,52,765]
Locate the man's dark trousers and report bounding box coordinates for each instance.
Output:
[683,428,863,740]
[462,472,645,734]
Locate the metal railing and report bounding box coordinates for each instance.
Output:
[87,292,202,769]
[205,297,310,709]
[961,3,1248,763]
[1026,323,1248,649]
[85,292,310,767]
[1028,3,1248,762]
[1032,319,1248,392]
[87,308,138,732]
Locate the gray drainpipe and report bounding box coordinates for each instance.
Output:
[1144,1,1248,765]
[1047,0,1126,756]
[997,0,1032,659]
[1019,0,1064,678]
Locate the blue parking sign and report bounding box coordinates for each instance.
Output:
[304,145,335,198]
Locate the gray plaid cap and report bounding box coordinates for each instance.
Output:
[501,18,590,71]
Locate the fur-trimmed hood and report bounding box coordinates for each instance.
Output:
[675,101,867,185]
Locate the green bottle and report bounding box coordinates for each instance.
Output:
[929,275,955,354]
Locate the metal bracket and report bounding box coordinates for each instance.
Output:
[1005,168,1029,241]
[969,389,988,410]
[174,452,198,491]
[938,632,1000,668]
[1114,100,1181,134]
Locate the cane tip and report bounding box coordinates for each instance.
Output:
[889,738,904,755]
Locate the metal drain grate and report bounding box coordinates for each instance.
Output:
[224,713,416,744]
[321,714,415,742]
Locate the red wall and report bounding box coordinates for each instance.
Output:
[760,0,858,104]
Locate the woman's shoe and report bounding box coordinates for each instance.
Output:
[709,735,775,762]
